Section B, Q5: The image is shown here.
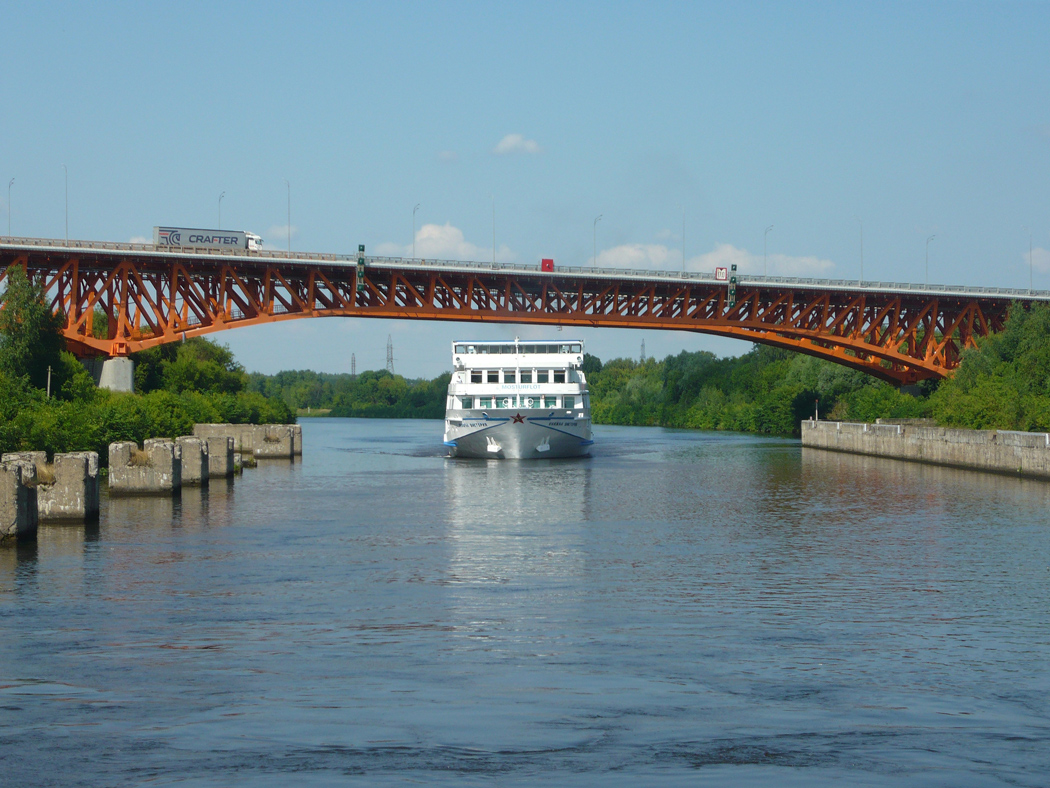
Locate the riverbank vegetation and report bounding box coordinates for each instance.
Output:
[0,267,293,462]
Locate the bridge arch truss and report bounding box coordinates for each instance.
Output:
[2,239,1043,386]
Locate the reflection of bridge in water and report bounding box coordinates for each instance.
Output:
[3,236,1049,385]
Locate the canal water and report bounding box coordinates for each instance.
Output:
[2,419,1049,786]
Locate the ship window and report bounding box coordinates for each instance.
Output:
[479,397,492,408]
[523,345,536,354]
[548,345,559,354]
[487,370,499,383]
[471,370,482,383]
[455,344,468,353]
[544,396,557,408]
[553,370,566,383]
[571,344,582,352]
[560,344,571,353]
[460,396,473,409]
[536,370,549,383]
[564,396,576,409]
[520,370,532,383]
[504,369,516,383]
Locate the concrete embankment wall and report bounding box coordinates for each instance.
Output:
[801,419,1050,478]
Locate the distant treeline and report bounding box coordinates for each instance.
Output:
[249,369,451,419]
[246,302,1050,436]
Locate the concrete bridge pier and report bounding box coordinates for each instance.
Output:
[81,357,135,393]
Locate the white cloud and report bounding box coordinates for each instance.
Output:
[493,133,541,155]
[375,222,514,263]
[690,243,836,277]
[594,243,679,269]
[591,242,834,277]
[1029,247,1050,273]
[438,150,458,162]
[263,225,298,249]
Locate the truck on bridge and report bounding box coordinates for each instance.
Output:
[153,227,263,252]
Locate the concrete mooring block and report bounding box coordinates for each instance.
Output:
[3,451,100,521]
[205,436,235,478]
[1,460,39,543]
[254,424,294,459]
[193,423,297,458]
[176,436,208,486]
[108,440,182,496]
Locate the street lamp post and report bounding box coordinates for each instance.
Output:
[764,225,774,276]
[284,180,291,252]
[218,191,225,229]
[925,235,936,285]
[413,203,420,259]
[857,217,864,282]
[681,207,686,273]
[63,164,68,241]
[6,178,11,236]
[593,215,602,267]
[1024,226,1033,292]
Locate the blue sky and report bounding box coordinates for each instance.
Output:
[3,1,1049,377]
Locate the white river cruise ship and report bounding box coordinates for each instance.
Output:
[443,339,593,459]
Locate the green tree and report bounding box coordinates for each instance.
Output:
[0,266,66,390]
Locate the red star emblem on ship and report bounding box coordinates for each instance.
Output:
[512,413,525,424]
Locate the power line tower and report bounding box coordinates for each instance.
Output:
[640,339,646,363]
[351,352,356,380]
[386,335,395,374]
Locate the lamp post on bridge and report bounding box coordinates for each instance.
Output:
[593,214,602,267]
[218,191,225,230]
[1023,226,1033,293]
[413,204,420,259]
[681,206,686,273]
[284,180,291,252]
[6,178,11,236]
[856,217,864,282]
[764,225,774,276]
[63,164,68,242]
[925,235,936,285]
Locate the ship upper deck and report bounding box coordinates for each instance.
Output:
[452,340,585,370]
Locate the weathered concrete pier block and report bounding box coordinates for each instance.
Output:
[205,436,235,478]
[292,424,302,456]
[176,436,208,486]
[254,425,294,459]
[1,460,39,542]
[40,453,100,521]
[108,440,182,495]
[3,451,101,520]
[193,423,297,458]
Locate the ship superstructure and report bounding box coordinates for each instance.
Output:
[443,338,593,459]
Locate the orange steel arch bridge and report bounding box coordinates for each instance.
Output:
[2,236,1048,386]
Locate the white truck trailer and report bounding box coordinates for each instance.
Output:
[153,227,263,252]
